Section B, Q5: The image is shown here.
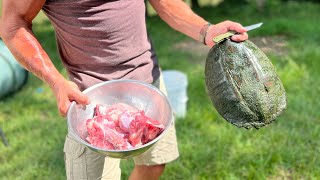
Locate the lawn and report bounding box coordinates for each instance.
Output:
[1,1,320,179]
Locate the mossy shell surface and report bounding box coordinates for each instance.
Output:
[205,39,286,129]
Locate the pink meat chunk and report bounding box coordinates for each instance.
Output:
[86,103,164,150]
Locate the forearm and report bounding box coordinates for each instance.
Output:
[1,25,65,89]
[1,0,88,116]
[149,0,208,42]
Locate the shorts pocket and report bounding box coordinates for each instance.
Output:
[63,135,87,180]
[64,135,85,158]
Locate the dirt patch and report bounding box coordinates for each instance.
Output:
[266,166,294,180]
[173,35,288,65]
[250,35,288,57]
[173,40,211,65]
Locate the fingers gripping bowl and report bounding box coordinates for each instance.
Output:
[67,79,173,159]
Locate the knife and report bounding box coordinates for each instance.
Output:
[213,22,263,44]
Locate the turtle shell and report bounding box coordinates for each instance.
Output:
[205,39,286,129]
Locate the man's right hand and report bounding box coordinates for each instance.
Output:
[51,79,90,117]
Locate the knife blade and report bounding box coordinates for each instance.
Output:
[245,22,263,31]
[213,22,263,44]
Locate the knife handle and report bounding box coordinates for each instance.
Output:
[213,31,236,44]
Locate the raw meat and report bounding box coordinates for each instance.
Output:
[86,103,165,150]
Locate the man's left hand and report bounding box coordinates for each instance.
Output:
[205,20,248,47]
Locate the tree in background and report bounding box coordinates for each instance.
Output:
[191,0,200,8]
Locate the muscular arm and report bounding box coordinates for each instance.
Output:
[0,0,89,116]
[148,0,248,47]
[148,0,207,42]
[0,0,64,88]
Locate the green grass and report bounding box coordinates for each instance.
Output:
[1,1,320,179]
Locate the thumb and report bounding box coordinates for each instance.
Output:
[70,88,90,105]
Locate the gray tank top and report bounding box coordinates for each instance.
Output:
[42,0,160,90]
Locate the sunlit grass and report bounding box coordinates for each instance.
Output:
[1,1,320,179]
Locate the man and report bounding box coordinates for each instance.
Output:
[0,0,248,179]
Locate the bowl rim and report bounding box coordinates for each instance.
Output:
[66,79,173,153]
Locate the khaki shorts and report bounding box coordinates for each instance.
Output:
[64,75,179,180]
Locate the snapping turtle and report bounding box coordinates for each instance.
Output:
[205,39,286,129]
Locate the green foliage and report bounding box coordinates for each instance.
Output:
[1,1,320,179]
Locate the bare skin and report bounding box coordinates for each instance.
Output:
[149,0,248,47]
[0,0,248,179]
[129,164,165,180]
[0,0,90,116]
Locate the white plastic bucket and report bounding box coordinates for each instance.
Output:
[162,70,188,118]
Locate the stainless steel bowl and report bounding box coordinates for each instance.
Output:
[67,79,173,159]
